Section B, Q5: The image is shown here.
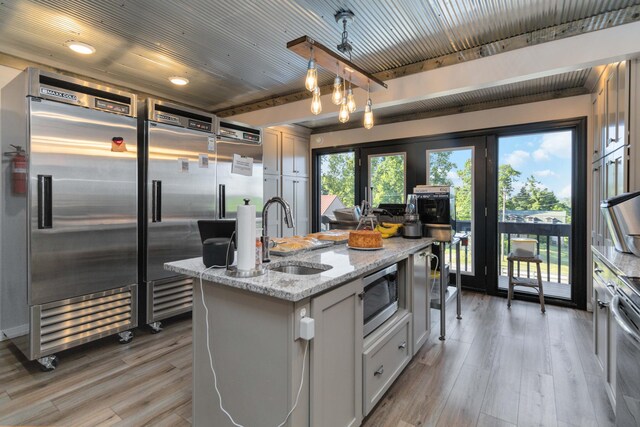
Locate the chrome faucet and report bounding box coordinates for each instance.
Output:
[261,197,294,262]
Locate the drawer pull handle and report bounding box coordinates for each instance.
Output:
[398,341,407,350]
[598,300,609,309]
[374,366,384,376]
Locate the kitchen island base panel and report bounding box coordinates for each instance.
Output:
[193,280,309,427]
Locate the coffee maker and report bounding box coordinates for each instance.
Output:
[414,185,456,241]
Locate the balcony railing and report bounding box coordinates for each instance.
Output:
[446,220,571,286]
[499,221,571,284]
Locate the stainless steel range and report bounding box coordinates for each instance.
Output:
[611,276,640,426]
[1,68,138,370]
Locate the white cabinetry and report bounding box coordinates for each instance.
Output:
[310,279,363,427]
[592,253,618,409]
[263,174,281,237]
[282,176,309,236]
[263,126,310,237]
[282,133,309,177]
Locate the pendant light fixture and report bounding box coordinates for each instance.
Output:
[331,69,343,105]
[311,86,322,115]
[305,47,317,92]
[338,95,350,123]
[287,9,387,128]
[363,83,374,129]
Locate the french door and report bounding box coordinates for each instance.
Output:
[423,137,488,291]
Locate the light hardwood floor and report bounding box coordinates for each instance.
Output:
[0,293,615,427]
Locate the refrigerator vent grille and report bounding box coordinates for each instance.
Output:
[152,279,193,320]
[39,289,134,353]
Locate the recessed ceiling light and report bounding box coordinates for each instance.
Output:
[169,76,189,86]
[66,41,96,55]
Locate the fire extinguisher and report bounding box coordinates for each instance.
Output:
[8,145,27,195]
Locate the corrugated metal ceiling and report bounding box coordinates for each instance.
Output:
[0,1,636,114]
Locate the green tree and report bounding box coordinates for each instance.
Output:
[498,164,521,212]
[370,155,405,205]
[512,175,561,211]
[428,151,455,186]
[455,158,472,220]
[321,153,354,206]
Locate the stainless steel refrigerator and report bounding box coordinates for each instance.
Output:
[138,99,218,332]
[216,120,264,223]
[138,109,264,332]
[1,68,138,370]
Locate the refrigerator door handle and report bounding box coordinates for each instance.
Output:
[219,184,226,218]
[152,180,162,222]
[37,175,53,229]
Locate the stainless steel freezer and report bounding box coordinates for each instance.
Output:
[139,99,217,331]
[1,68,138,369]
[216,120,264,224]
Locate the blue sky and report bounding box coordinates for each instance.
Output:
[437,130,572,201]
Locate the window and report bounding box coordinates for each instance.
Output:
[318,151,355,230]
[368,153,406,206]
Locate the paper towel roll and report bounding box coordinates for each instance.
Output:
[236,200,256,271]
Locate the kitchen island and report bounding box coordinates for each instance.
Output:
[166,237,434,427]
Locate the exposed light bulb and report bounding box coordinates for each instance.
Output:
[338,97,350,123]
[331,76,343,105]
[310,86,322,115]
[346,86,356,113]
[305,54,317,91]
[364,98,374,129]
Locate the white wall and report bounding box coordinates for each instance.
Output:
[311,95,591,148]
[0,64,23,338]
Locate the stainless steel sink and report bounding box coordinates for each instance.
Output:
[268,263,332,275]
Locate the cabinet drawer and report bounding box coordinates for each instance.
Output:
[363,313,412,415]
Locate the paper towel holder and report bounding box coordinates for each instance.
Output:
[225,201,268,278]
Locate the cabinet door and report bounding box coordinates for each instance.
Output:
[282,133,295,176]
[411,249,431,354]
[592,95,601,161]
[282,176,295,237]
[605,66,619,154]
[282,176,308,236]
[262,129,281,175]
[607,306,617,402]
[310,279,363,427]
[593,285,608,373]
[263,175,281,237]
[605,150,625,199]
[618,61,627,147]
[293,136,309,177]
[294,177,309,236]
[592,161,603,246]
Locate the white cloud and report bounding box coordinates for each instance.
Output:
[533,131,572,162]
[504,150,530,167]
[559,184,572,198]
[533,169,556,177]
[533,149,549,161]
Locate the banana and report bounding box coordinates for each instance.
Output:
[382,222,402,229]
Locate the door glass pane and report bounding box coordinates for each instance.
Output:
[319,152,355,231]
[368,153,406,206]
[497,130,572,300]
[426,148,474,273]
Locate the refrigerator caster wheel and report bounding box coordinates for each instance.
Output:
[37,355,58,371]
[118,330,134,344]
[149,322,163,334]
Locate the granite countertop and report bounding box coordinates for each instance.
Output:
[592,245,640,278]
[165,237,435,302]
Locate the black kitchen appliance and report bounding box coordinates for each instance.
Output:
[202,237,235,268]
[414,185,456,241]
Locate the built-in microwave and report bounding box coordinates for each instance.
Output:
[363,264,399,337]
